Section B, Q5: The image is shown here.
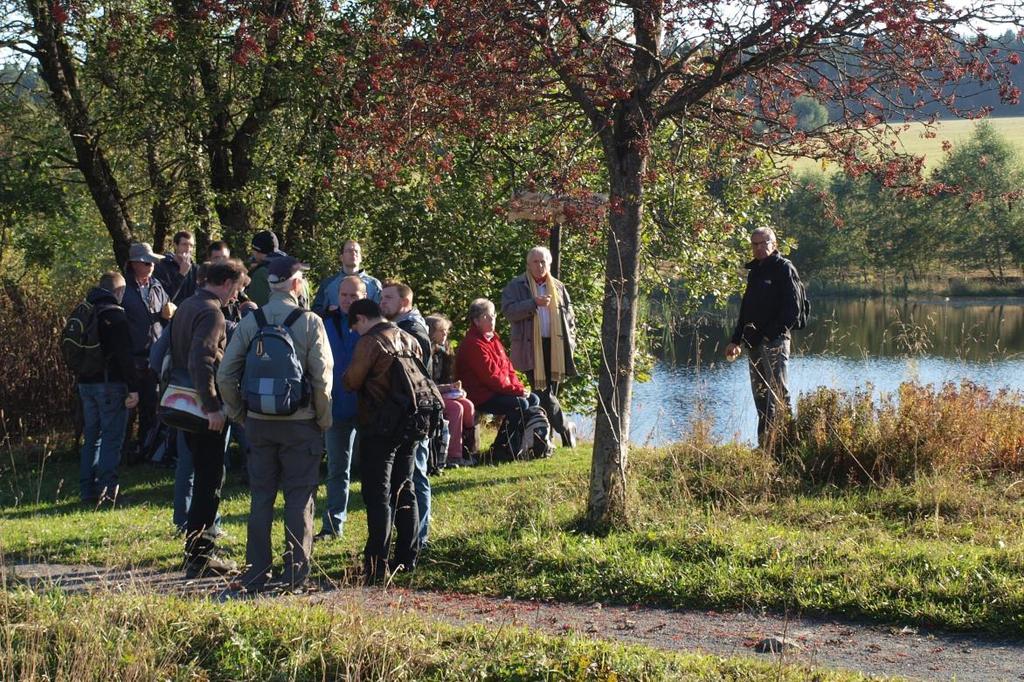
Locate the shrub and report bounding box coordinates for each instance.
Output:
[0,282,76,442]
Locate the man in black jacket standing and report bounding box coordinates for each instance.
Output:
[171,258,248,577]
[725,227,801,448]
[77,272,140,505]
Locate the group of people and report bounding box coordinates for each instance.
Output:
[73,232,581,589]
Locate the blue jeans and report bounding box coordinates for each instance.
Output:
[173,427,225,534]
[78,382,129,500]
[321,418,357,535]
[413,438,431,547]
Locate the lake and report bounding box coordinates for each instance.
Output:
[575,297,1024,446]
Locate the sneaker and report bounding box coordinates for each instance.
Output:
[184,554,239,579]
[202,526,228,541]
[561,421,578,449]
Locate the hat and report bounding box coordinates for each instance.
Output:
[127,242,162,264]
[267,256,310,284]
[251,230,279,255]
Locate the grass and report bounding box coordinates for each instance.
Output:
[788,115,1024,175]
[3,381,1024,638]
[0,589,869,681]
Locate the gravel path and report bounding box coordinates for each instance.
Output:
[8,562,1024,681]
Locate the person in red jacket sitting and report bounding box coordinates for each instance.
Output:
[455,298,540,438]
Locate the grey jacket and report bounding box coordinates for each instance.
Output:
[500,274,578,377]
[217,290,334,430]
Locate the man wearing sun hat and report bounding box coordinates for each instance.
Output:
[121,242,174,462]
[218,255,334,592]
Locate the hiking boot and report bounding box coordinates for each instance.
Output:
[561,421,578,449]
[184,553,238,579]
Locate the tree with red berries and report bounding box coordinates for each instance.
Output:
[363,0,1024,526]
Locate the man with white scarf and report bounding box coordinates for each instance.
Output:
[500,246,579,448]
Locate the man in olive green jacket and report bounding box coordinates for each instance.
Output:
[217,256,334,592]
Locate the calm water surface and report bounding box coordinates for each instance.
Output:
[576,297,1024,445]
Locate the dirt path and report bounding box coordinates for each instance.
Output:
[7,562,1024,681]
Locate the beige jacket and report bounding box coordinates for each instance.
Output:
[217,290,334,430]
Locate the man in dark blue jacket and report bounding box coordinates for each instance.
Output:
[77,272,141,504]
[122,242,172,461]
[317,275,366,540]
[725,227,801,448]
[155,230,198,305]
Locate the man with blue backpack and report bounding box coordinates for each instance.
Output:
[217,256,334,593]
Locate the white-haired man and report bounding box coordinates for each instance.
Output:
[500,246,578,447]
[724,226,802,448]
[218,256,334,592]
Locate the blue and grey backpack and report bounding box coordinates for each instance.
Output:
[242,308,310,415]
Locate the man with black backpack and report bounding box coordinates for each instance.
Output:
[63,271,140,505]
[380,281,434,550]
[344,298,442,584]
[217,256,333,593]
[724,226,807,449]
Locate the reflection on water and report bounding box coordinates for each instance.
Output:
[575,297,1024,446]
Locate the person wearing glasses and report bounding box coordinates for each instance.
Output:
[724,227,802,449]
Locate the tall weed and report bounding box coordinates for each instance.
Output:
[793,381,1024,485]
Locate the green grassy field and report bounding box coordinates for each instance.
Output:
[789,115,1024,176]
[4,396,1024,636]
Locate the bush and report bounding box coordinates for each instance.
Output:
[792,381,1024,485]
[0,282,76,442]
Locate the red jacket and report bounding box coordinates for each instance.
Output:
[455,324,525,406]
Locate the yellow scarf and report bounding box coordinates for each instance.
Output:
[527,272,566,390]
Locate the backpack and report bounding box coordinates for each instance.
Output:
[521,406,553,460]
[241,308,311,415]
[486,405,552,464]
[61,300,121,377]
[792,269,811,330]
[368,329,444,442]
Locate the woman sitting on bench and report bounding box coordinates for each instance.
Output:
[454,298,539,440]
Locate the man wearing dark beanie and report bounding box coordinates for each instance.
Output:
[246,231,282,306]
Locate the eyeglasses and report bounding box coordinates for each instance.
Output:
[750,240,771,247]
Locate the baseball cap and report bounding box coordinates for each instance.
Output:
[267,256,310,283]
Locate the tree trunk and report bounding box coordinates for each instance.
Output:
[146,135,174,253]
[271,178,291,239]
[287,186,319,254]
[185,146,213,252]
[587,127,648,529]
[550,222,562,279]
[27,0,134,266]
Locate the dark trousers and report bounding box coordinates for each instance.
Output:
[478,392,541,436]
[360,433,419,580]
[184,426,228,560]
[136,360,159,451]
[527,337,568,436]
